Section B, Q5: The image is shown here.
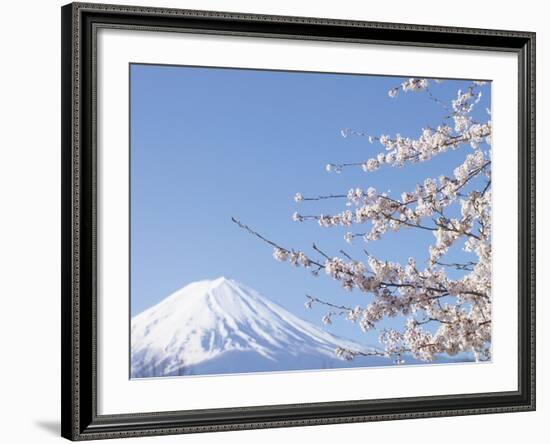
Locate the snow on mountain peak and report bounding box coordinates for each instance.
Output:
[131,277,388,378]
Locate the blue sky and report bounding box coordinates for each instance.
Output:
[130,64,490,346]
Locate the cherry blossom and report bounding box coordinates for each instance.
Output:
[233,78,492,364]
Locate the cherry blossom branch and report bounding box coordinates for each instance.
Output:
[328,128,491,173]
[231,217,289,253]
[232,217,489,301]
[436,261,477,271]
[294,193,346,202]
[305,294,354,312]
[232,78,492,364]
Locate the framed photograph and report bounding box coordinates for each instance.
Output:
[61,2,535,440]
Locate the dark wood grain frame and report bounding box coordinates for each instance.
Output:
[61,2,536,440]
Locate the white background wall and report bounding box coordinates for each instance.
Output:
[0,0,545,442]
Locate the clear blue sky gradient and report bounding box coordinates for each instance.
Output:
[130,64,491,346]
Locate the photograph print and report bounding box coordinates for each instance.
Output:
[129,64,492,379]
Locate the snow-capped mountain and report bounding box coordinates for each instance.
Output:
[131,277,393,378]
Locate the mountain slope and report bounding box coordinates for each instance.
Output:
[131,277,392,378]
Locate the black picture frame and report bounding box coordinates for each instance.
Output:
[61,2,536,440]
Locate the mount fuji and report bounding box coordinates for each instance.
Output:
[131,277,395,378]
